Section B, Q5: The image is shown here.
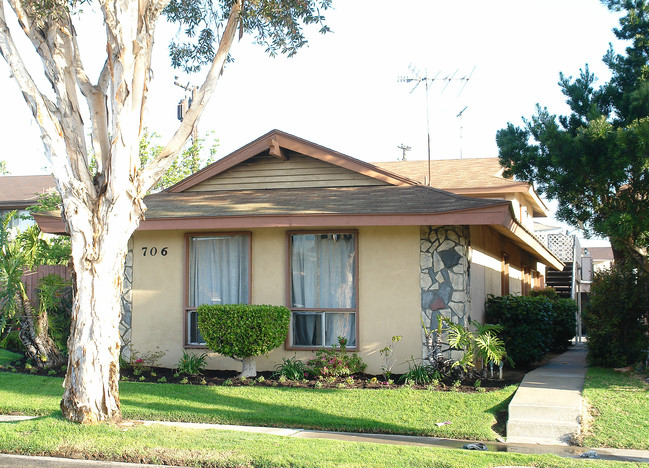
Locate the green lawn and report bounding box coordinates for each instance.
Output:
[0,415,639,467]
[0,372,514,440]
[0,371,644,467]
[581,367,649,450]
[0,349,22,366]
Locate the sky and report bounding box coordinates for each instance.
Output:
[0,0,625,244]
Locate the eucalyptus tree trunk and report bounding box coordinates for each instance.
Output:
[59,195,140,422]
[0,0,252,423]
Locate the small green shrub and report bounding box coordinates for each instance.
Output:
[198,304,290,360]
[399,357,441,385]
[272,356,309,381]
[306,337,367,378]
[442,318,508,370]
[584,264,649,367]
[177,351,208,375]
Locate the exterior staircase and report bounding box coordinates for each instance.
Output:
[545,263,573,298]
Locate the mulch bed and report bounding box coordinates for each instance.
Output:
[2,358,526,393]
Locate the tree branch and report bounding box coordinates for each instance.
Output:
[6,0,95,198]
[70,25,110,173]
[140,0,243,191]
[0,3,78,195]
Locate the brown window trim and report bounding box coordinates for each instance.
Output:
[183,231,252,348]
[501,251,510,296]
[285,230,360,351]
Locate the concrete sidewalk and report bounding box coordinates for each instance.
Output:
[506,342,588,445]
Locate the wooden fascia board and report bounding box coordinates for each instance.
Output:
[135,205,511,231]
[32,213,67,235]
[527,185,549,217]
[451,185,549,218]
[496,211,564,270]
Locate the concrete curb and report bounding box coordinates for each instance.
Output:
[3,414,648,463]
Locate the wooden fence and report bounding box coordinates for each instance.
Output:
[20,265,72,304]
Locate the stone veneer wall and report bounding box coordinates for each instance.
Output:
[119,238,133,361]
[420,226,471,360]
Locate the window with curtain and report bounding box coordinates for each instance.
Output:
[289,232,357,348]
[186,234,250,345]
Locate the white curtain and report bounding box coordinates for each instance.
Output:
[325,312,356,347]
[291,234,356,346]
[291,233,355,308]
[189,235,249,307]
[188,235,249,344]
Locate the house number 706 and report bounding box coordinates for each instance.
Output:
[141,246,168,257]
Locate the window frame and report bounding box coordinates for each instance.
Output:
[522,264,531,296]
[285,230,360,351]
[183,231,252,348]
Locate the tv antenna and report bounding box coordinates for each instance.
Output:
[398,66,475,185]
[397,143,411,161]
[456,105,468,159]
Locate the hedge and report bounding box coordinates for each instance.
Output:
[584,264,649,367]
[485,294,577,367]
[197,304,290,359]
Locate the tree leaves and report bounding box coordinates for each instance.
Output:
[164,0,332,73]
[497,1,649,271]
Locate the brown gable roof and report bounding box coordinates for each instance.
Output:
[0,175,56,209]
[373,159,548,217]
[373,158,513,189]
[167,129,420,192]
[144,185,508,219]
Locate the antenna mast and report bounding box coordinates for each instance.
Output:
[456,105,468,159]
[398,66,475,185]
[397,143,411,161]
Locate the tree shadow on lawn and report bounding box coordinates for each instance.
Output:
[118,384,510,439]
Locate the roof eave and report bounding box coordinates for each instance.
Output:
[494,208,564,270]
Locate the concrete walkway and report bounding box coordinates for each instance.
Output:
[507,342,588,445]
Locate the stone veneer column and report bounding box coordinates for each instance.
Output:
[420,226,471,361]
[119,238,133,361]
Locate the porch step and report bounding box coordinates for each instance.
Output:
[507,418,580,445]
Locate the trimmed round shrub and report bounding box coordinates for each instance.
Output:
[584,264,649,367]
[197,304,290,359]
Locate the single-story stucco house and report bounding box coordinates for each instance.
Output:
[36,130,562,374]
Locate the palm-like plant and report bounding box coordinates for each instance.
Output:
[0,212,66,368]
[442,317,510,373]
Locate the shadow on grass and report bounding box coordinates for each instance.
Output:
[119,382,513,439]
[119,385,426,435]
[1,371,514,440]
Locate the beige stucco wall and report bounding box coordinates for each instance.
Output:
[130,225,422,375]
[469,225,530,323]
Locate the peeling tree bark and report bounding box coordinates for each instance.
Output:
[0,0,243,423]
